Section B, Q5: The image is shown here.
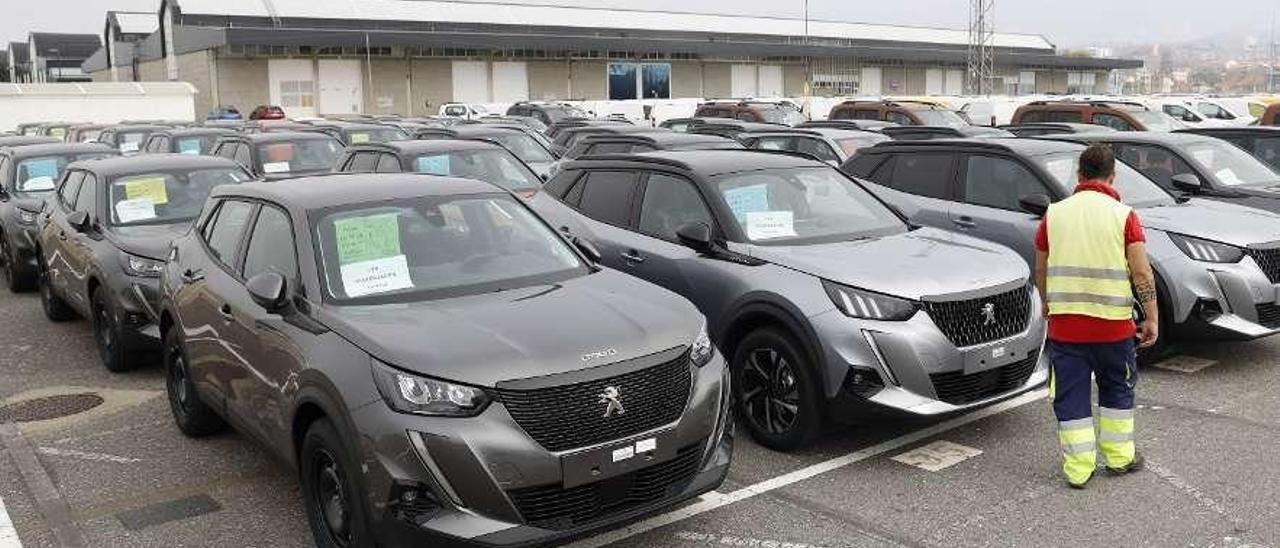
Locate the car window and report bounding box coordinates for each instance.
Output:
[176,137,212,155]
[886,153,954,199]
[1112,144,1194,190]
[1254,137,1280,171]
[233,144,252,168]
[638,173,713,241]
[14,153,113,194]
[1037,152,1175,208]
[961,155,1049,211]
[108,169,250,226]
[1044,111,1084,123]
[411,150,540,192]
[590,142,633,155]
[214,142,236,160]
[795,137,840,163]
[842,154,887,178]
[57,171,85,209]
[375,154,402,173]
[488,133,553,164]
[346,152,379,173]
[1018,111,1045,123]
[1180,140,1279,186]
[73,174,97,215]
[203,200,256,266]
[257,140,343,175]
[752,136,793,152]
[242,205,298,289]
[853,109,881,121]
[885,111,914,125]
[713,167,905,245]
[576,171,641,227]
[1092,113,1135,131]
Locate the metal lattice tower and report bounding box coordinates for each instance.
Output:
[966,0,996,96]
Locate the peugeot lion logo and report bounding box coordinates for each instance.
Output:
[981,302,997,326]
[598,386,625,418]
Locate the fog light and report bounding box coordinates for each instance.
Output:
[390,483,442,526]
[843,366,884,397]
[1196,298,1223,321]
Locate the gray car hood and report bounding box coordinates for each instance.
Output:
[1139,199,1280,246]
[319,269,701,387]
[741,227,1028,300]
[108,222,189,260]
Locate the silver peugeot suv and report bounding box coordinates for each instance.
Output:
[530,150,1048,450]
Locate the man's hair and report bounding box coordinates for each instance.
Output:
[1079,143,1115,181]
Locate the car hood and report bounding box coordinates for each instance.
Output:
[108,222,190,260]
[1139,199,1280,246]
[317,269,702,387]
[263,169,330,182]
[741,227,1028,300]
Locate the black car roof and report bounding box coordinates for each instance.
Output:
[348,140,502,155]
[0,136,63,147]
[1177,127,1280,136]
[73,154,241,177]
[582,132,736,146]
[213,173,499,210]
[152,127,237,138]
[420,125,524,137]
[103,124,169,133]
[570,149,821,176]
[309,122,396,132]
[1038,131,1217,146]
[1001,122,1115,132]
[232,132,341,143]
[752,127,884,139]
[872,137,1084,156]
[5,142,118,158]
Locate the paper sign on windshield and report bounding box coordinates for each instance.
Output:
[115,198,157,223]
[340,255,412,297]
[178,139,202,155]
[21,159,59,191]
[416,155,450,175]
[334,212,410,296]
[350,133,370,144]
[120,142,140,153]
[123,177,169,205]
[744,211,797,240]
[723,184,769,221]
[263,161,291,174]
[49,128,65,138]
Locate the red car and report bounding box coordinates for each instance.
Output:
[248,105,287,121]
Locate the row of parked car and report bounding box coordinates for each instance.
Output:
[2,105,1280,547]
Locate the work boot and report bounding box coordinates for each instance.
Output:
[1106,452,1145,476]
[1067,469,1095,490]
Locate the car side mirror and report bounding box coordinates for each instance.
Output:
[1171,173,1202,193]
[572,236,602,263]
[676,222,714,252]
[247,272,289,311]
[1018,193,1051,217]
[67,210,91,232]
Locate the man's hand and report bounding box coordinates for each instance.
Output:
[1137,317,1159,348]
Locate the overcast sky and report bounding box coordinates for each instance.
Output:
[3,0,1277,50]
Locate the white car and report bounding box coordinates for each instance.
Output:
[437,102,490,119]
[1142,98,1234,128]
[1193,98,1259,126]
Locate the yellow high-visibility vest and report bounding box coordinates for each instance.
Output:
[1045,191,1134,319]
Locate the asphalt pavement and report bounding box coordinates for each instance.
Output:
[0,285,1276,548]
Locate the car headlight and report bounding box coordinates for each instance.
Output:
[1169,233,1243,263]
[16,209,38,225]
[691,323,714,367]
[122,253,164,277]
[372,360,490,417]
[823,280,918,321]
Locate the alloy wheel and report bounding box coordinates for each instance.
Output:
[740,347,801,435]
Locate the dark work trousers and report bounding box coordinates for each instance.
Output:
[1048,339,1138,482]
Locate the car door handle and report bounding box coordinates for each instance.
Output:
[620,250,645,264]
[952,217,977,229]
[218,304,235,321]
[180,269,204,284]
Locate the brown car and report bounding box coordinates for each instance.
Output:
[1261,103,1280,126]
[1011,100,1184,132]
[827,100,969,127]
[693,101,806,126]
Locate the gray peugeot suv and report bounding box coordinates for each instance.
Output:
[529,150,1048,450]
[159,174,732,547]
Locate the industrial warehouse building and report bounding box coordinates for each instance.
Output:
[80,0,1142,118]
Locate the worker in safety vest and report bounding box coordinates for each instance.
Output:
[1033,143,1158,489]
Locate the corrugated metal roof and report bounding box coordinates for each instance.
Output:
[8,42,29,62]
[112,12,160,35]
[172,0,1054,50]
[29,33,102,59]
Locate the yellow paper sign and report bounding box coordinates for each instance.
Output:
[123,177,169,205]
[349,133,370,144]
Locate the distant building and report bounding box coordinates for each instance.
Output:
[87,11,161,82]
[0,50,8,82]
[28,33,101,82]
[7,42,30,83]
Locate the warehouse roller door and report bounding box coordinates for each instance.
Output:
[491,62,529,103]
[318,59,363,115]
[452,61,490,103]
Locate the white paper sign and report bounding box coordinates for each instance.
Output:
[744,211,797,240]
[339,255,412,297]
[119,142,140,153]
[21,176,56,192]
[263,161,291,174]
[115,198,157,223]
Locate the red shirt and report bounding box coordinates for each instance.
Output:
[1034,181,1146,343]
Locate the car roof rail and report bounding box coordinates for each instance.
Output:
[568,153,691,169]
[744,148,827,163]
[874,139,1014,152]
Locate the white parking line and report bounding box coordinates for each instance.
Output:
[0,495,21,548]
[36,447,141,464]
[564,388,1048,548]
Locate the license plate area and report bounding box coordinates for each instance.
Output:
[560,429,677,488]
[961,338,1034,374]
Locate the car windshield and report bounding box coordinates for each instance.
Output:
[1180,140,1280,186]
[412,150,541,192]
[913,109,969,128]
[175,136,218,155]
[757,107,807,126]
[1036,153,1176,209]
[836,137,883,157]
[345,128,407,144]
[1250,137,1280,171]
[487,133,554,164]
[1128,111,1185,131]
[313,194,585,303]
[77,129,104,143]
[258,140,343,174]
[14,154,115,193]
[544,106,588,123]
[117,132,149,153]
[713,167,905,246]
[109,168,249,226]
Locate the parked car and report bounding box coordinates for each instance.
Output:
[798,119,899,131]
[254,122,315,134]
[141,128,236,156]
[1011,100,1185,132]
[0,135,61,148]
[688,120,791,142]
[471,114,549,133]
[159,173,732,546]
[97,124,168,155]
[1262,103,1280,126]
[211,132,345,181]
[843,138,1280,360]
[36,155,251,371]
[658,117,734,133]
[65,124,113,144]
[1177,126,1280,173]
[461,119,557,153]
[551,132,745,177]
[249,105,288,121]
[550,125,667,157]
[333,140,543,195]
[1190,97,1258,125]
[437,101,491,119]
[205,105,243,121]
[506,101,590,126]
[828,100,970,128]
[15,123,45,136]
[740,127,890,164]
[998,123,1117,137]
[0,142,119,292]
[1143,98,1232,128]
[693,101,807,126]
[35,122,79,141]
[413,125,557,178]
[530,150,1048,450]
[301,121,408,146]
[880,125,1014,141]
[545,118,634,142]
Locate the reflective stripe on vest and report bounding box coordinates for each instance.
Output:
[1045,191,1134,320]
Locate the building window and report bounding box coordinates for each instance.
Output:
[280,80,315,108]
[1004,71,1036,96]
[1067,72,1095,95]
[608,63,671,100]
[811,73,860,96]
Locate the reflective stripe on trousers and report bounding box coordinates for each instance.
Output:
[1058,417,1097,485]
[1098,406,1135,468]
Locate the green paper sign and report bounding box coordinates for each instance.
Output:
[334,213,401,265]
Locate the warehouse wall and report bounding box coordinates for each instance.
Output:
[365,58,411,115]
[568,60,606,100]
[410,59,451,116]
[528,60,569,101]
[137,59,165,82]
[214,57,269,115]
[176,51,213,115]
[670,61,703,98]
[702,63,731,98]
[783,65,807,96]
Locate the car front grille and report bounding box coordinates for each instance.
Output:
[923,287,1032,348]
[491,352,692,452]
[506,441,704,530]
[1247,247,1280,283]
[929,352,1039,406]
[1256,303,1280,328]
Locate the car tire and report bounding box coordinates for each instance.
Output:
[164,327,225,437]
[91,286,137,372]
[1135,277,1172,367]
[301,418,373,548]
[38,259,75,322]
[730,327,824,451]
[0,236,35,293]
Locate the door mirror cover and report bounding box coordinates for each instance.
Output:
[676,222,714,252]
[66,210,91,232]
[247,272,289,311]
[1171,173,1203,193]
[1018,193,1051,217]
[572,236,602,264]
